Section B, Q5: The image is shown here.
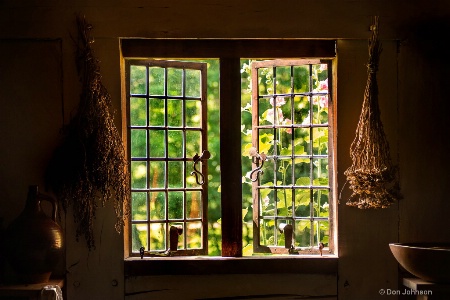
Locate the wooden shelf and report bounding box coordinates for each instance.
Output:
[403,277,450,300]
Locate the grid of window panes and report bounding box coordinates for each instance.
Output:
[127,60,208,255]
[252,60,331,253]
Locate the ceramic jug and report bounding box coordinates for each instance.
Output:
[3,185,63,283]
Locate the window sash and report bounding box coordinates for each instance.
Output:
[126,59,208,256]
[250,59,333,254]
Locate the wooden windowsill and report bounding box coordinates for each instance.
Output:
[124,254,338,277]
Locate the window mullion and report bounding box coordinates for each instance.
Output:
[220,57,242,257]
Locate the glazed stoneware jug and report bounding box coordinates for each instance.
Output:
[3,185,63,283]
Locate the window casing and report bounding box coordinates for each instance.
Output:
[122,39,337,258]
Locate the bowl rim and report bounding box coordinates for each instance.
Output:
[389,242,450,251]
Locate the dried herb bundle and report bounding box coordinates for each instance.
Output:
[344,17,400,209]
[45,16,130,249]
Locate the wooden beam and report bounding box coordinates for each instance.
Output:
[220,57,242,257]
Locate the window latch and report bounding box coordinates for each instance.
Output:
[249,147,267,182]
[191,150,211,185]
[139,225,183,258]
[279,223,298,255]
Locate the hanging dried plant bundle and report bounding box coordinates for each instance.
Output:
[344,16,400,209]
[45,16,130,250]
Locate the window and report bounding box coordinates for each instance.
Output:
[122,39,336,258]
[126,60,209,255]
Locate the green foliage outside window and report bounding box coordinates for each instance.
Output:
[129,59,330,256]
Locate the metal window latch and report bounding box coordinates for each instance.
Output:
[191,150,211,185]
[279,223,293,249]
[139,225,183,258]
[169,225,183,252]
[279,223,298,255]
[249,147,267,182]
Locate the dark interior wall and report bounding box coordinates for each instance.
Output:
[1,1,450,300]
[398,18,450,242]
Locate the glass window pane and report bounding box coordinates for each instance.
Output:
[186,69,201,98]
[259,158,274,186]
[260,188,275,217]
[131,129,147,158]
[149,67,165,96]
[258,128,274,156]
[168,190,183,218]
[131,161,147,189]
[295,220,311,247]
[258,97,272,126]
[186,100,201,127]
[186,191,201,219]
[167,68,182,96]
[258,67,273,96]
[149,130,165,157]
[312,95,329,125]
[131,192,147,221]
[260,219,275,246]
[313,189,329,218]
[294,189,310,217]
[317,220,329,246]
[294,128,311,155]
[130,65,147,95]
[312,64,328,92]
[168,130,183,158]
[276,158,292,186]
[150,223,166,251]
[185,130,201,158]
[276,188,292,217]
[293,66,309,94]
[168,99,182,127]
[275,66,291,95]
[186,221,202,249]
[150,191,166,220]
[293,96,310,125]
[168,161,183,188]
[132,224,147,252]
[149,98,165,126]
[294,161,311,183]
[312,127,328,155]
[149,161,165,189]
[293,128,309,156]
[313,158,329,186]
[130,97,147,126]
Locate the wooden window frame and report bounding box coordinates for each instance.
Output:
[121,39,337,259]
[125,59,209,256]
[250,59,334,255]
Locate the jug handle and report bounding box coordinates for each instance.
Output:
[37,193,57,222]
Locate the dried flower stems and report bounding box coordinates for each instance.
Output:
[45,16,130,250]
[344,16,400,209]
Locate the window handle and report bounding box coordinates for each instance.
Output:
[249,147,267,182]
[279,223,298,254]
[191,150,211,185]
[279,223,293,249]
[169,225,183,252]
[138,225,183,258]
